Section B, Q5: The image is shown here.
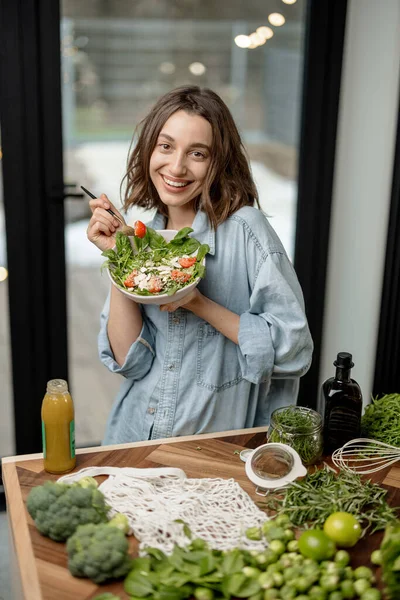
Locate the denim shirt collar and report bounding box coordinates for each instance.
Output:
[152,210,216,255]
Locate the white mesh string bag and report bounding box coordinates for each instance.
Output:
[58,466,269,555]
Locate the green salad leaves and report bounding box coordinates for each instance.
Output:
[361,393,400,447]
[102,227,209,297]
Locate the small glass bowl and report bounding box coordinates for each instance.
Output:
[267,406,323,466]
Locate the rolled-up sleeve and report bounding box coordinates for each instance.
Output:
[237,252,313,384]
[98,294,156,380]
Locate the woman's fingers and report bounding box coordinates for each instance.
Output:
[92,206,120,229]
[89,194,125,225]
[87,206,122,251]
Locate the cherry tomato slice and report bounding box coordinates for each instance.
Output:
[123,269,138,288]
[171,270,191,283]
[148,276,163,293]
[134,220,147,238]
[178,256,197,268]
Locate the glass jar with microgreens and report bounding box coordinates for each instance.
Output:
[267,406,323,466]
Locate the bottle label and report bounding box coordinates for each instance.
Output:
[70,420,75,458]
[42,420,47,459]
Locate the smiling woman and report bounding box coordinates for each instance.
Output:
[84,85,313,445]
[149,111,213,222]
[123,87,259,230]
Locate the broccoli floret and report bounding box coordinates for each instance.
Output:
[67,523,132,584]
[26,481,110,541]
[77,476,99,489]
[108,513,131,535]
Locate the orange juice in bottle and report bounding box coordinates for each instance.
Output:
[41,379,76,474]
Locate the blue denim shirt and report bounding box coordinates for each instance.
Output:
[99,206,313,444]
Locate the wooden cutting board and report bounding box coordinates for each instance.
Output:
[3,426,400,599]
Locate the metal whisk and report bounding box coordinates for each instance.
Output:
[332,438,400,474]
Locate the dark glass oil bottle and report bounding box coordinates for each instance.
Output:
[320,352,363,453]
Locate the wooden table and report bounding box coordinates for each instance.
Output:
[2,426,400,600]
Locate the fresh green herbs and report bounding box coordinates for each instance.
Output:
[261,465,398,535]
[101,228,209,297]
[268,406,323,466]
[361,393,400,447]
[379,520,400,599]
[123,518,385,599]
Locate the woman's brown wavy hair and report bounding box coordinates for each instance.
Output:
[122,86,259,229]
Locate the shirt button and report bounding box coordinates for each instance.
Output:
[168,364,175,370]
[147,407,155,414]
[172,317,180,324]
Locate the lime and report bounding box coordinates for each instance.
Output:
[323,512,361,548]
[298,529,337,561]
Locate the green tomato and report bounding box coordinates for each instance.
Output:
[353,579,371,596]
[284,528,295,542]
[303,564,320,583]
[249,593,263,600]
[256,550,279,566]
[295,575,313,593]
[263,590,280,600]
[194,588,214,600]
[258,573,276,590]
[287,539,299,552]
[328,592,344,600]
[275,514,293,528]
[243,566,262,578]
[308,586,328,600]
[279,584,297,600]
[279,552,293,568]
[298,530,336,562]
[370,550,382,565]
[344,566,354,580]
[353,566,374,581]
[334,550,350,567]
[269,540,286,556]
[271,572,284,588]
[319,574,339,592]
[262,520,277,535]
[296,596,310,600]
[359,589,381,600]
[246,526,263,541]
[323,512,361,548]
[283,565,301,582]
[340,580,355,599]
[267,562,283,574]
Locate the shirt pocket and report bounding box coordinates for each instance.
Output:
[196,323,243,392]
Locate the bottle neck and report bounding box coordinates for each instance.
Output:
[335,367,351,382]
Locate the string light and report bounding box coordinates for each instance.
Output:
[189,62,206,76]
[159,62,176,74]
[249,32,266,48]
[268,13,286,26]
[256,26,274,41]
[0,267,8,282]
[282,0,297,4]
[234,35,251,48]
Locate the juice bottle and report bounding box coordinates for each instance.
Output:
[41,379,76,474]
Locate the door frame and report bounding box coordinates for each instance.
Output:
[0,0,68,454]
[294,0,348,408]
[373,86,400,396]
[0,0,347,457]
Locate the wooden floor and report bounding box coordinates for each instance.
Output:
[0,267,121,458]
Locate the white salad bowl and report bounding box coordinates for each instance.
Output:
[107,229,206,306]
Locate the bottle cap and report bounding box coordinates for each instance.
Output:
[47,379,68,393]
[334,352,354,369]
